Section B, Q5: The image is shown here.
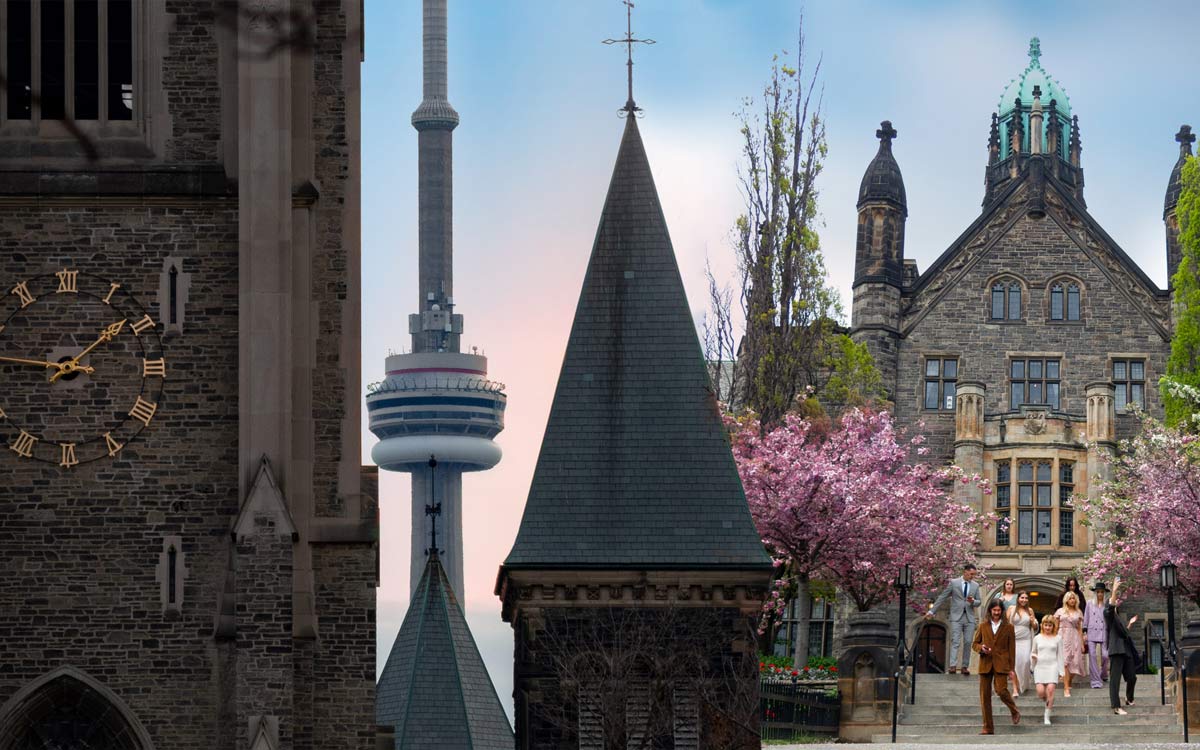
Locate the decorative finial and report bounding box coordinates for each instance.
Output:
[1178,124,1196,156]
[876,120,897,145]
[1028,37,1042,66]
[1032,85,1042,100]
[602,0,655,117]
[425,456,441,556]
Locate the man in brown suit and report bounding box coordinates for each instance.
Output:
[971,599,1021,734]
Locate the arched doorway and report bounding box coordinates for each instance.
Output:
[983,576,1071,623]
[914,622,946,674]
[0,668,154,750]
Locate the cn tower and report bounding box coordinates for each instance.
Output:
[367,0,505,600]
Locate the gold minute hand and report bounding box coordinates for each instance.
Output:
[0,355,96,376]
[49,319,126,383]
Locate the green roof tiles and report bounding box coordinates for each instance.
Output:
[501,117,771,571]
[376,553,513,749]
[998,37,1072,118]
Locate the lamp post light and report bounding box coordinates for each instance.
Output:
[1160,561,1188,742]
[891,564,913,743]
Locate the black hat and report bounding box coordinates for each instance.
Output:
[1091,581,1109,592]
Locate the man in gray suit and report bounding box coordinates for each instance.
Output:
[926,563,981,675]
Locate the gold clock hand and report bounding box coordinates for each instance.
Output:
[49,319,126,383]
[0,355,96,375]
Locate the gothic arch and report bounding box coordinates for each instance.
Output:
[982,575,1072,616]
[0,667,156,750]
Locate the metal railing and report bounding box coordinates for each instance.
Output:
[760,677,840,741]
[890,637,918,743]
[1167,639,1190,743]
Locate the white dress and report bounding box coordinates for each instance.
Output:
[1032,633,1064,684]
[1010,610,1035,693]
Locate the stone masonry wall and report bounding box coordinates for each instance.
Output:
[0,203,241,746]
[895,209,1170,464]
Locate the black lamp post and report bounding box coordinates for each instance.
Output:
[1160,561,1188,742]
[891,564,913,743]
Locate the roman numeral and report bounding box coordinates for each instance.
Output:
[59,443,78,468]
[103,283,121,304]
[104,432,124,457]
[10,430,37,458]
[55,269,78,293]
[142,358,167,378]
[130,314,156,336]
[11,281,35,308]
[129,396,157,426]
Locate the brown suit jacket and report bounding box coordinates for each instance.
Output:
[971,619,1016,674]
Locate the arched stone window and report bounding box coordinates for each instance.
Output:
[0,669,154,750]
[989,278,1023,321]
[1049,281,1081,321]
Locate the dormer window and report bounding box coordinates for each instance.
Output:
[1049,281,1081,321]
[990,279,1022,320]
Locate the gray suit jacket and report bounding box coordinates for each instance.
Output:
[929,576,980,623]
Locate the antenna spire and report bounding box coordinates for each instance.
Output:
[425,456,441,556]
[602,0,655,116]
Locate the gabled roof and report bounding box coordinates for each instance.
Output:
[376,552,512,750]
[500,117,771,571]
[904,162,1169,339]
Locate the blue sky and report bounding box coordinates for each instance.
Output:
[362,1,1198,719]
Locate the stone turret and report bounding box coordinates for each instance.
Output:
[851,120,906,401]
[1166,124,1195,286]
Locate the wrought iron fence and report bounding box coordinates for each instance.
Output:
[760,678,840,741]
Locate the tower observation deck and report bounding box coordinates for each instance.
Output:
[367,0,504,600]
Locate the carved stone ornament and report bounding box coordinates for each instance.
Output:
[1024,410,1048,435]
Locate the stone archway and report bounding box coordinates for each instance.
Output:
[983,576,1069,622]
[0,667,156,750]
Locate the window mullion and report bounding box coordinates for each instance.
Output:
[32,0,42,125]
[98,0,107,123]
[64,0,73,120]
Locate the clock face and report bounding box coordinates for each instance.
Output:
[1,269,165,467]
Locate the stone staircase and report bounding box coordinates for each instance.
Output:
[872,672,1184,743]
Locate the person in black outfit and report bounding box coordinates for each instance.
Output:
[1055,576,1087,618]
[1104,576,1139,714]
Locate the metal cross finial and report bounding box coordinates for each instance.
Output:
[602,0,655,117]
[425,456,442,556]
[1028,37,1042,66]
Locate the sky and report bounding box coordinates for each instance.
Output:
[361,0,1199,720]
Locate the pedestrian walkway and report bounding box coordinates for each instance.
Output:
[870,671,1181,744]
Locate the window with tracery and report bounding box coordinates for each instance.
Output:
[990,279,1022,320]
[4,674,144,750]
[1050,281,1081,321]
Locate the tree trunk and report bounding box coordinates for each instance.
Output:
[790,576,811,668]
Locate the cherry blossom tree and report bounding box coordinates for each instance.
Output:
[1080,384,1200,608]
[731,408,992,665]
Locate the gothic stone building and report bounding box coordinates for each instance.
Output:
[0,3,377,748]
[850,39,1193,657]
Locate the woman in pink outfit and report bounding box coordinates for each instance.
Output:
[1054,591,1087,697]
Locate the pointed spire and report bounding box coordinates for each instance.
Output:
[377,553,513,748]
[1069,114,1082,167]
[858,120,907,213]
[425,456,441,557]
[501,117,770,570]
[1166,124,1195,217]
[1029,85,1044,155]
[988,112,1000,165]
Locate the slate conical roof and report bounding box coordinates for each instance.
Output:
[376,552,512,749]
[857,120,907,214]
[502,117,771,571]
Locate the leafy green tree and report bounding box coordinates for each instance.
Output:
[821,335,887,413]
[1167,156,1200,429]
[732,27,841,429]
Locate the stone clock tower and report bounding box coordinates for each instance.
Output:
[0,3,375,749]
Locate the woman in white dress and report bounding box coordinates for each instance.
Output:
[1007,591,1038,695]
[1032,616,1064,725]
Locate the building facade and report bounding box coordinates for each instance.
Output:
[0,3,376,748]
[851,38,1191,660]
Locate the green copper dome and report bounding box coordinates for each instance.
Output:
[998,37,1072,117]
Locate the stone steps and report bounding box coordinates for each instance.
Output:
[872,673,1185,743]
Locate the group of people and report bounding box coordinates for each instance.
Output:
[927,564,1142,734]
